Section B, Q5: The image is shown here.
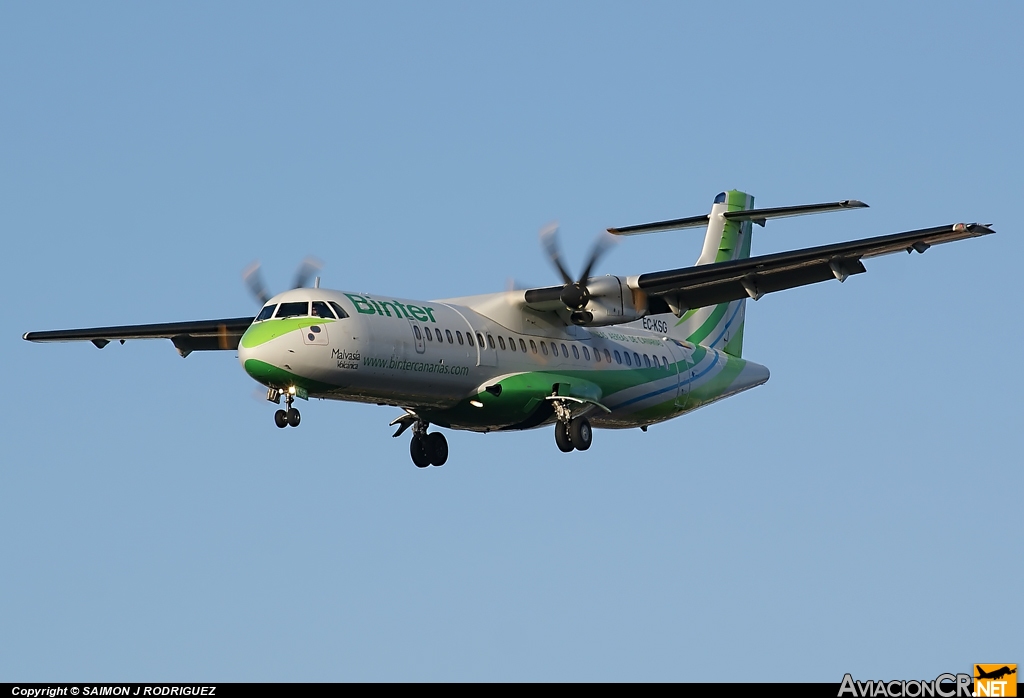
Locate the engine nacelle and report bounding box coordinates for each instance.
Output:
[569,275,647,327]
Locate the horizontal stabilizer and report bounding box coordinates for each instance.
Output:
[608,199,868,235]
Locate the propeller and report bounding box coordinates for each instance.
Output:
[242,261,270,305]
[292,256,324,290]
[540,223,617,310]
[242,256,326,306]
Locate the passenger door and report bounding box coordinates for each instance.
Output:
[443,305,495,367]
[667,341,691,408]
[408,319,426,354]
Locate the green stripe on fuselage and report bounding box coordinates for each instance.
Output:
[240,318,336,349]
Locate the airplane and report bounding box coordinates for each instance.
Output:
[23,190,993,468]
[975,666,1016,681]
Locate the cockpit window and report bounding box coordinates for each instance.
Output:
[275,301,309,318]
[311,301,336,319]
[328,301,349,319]
[255,304,277,322]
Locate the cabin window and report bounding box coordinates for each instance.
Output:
[541,342,549,356]
[663,355,670,369]
[413,326,422,340]
[476,333,485,347]
[614,350,622,364]
[498,336,506,350]
[572,345,579,360]
[624,352,632,366]
[425,327,433,341]
[311,301,336,319]
[466,332,474,347]
[487,334,495,349]
[446,329,454,344]
[256,304,277,322]
[275,301,309,318]
[519,338,527,353]
[456,331,464,345]
[634,352,641,366]
[530,340,538,354]
[549,342,558,356]
[582,346,590,361]
[593,347,600,362]
[644,354,651,368]
[508,337,517,351]
[604,349,612,363]
[328,301,349,319]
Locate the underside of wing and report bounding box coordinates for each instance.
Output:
[23,317,255,357]
[638,223,993,312]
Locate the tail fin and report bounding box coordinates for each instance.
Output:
[669,190,754,356]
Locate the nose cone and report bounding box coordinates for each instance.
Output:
[237,326,262,381]
[238,323,281,387]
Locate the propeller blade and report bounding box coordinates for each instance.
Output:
[242,261,271,305]
[539,223,574,286]
[577,232,617,285]
[292,256,324,289]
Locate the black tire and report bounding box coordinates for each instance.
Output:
[554,421,574,452]
[426,432,448,466]
[570,417,592,451]
[286,408,301,427]
[410,435,431,468]
[274,409,288,428]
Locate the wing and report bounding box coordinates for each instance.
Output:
[527,222,993,312]
[23,317,255,358]
[633,223,993,312]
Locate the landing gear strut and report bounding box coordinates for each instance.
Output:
[272,390,301,428]
[551,401,592,452]
[409,421,448,467]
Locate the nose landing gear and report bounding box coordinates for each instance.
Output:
[269,388,301,428]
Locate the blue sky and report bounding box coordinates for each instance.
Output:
[2,1,1021,681]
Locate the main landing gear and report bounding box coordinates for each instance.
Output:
[410,423,448,468]
[552,401,593,453]
[269,388,301,428]
[391,412,448,468]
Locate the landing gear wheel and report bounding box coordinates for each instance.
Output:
[274,409,288,428]
[426,432,448,466]
[569,417,592,451]
[410,435,431,468]
[286,408,301,427]
[554,421,574,452]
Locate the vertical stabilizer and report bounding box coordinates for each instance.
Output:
[669,190,754,356]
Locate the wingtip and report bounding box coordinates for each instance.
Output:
[845,200,869,208]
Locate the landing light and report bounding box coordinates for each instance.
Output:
[470,400,484,408]
[288,386,297,395]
